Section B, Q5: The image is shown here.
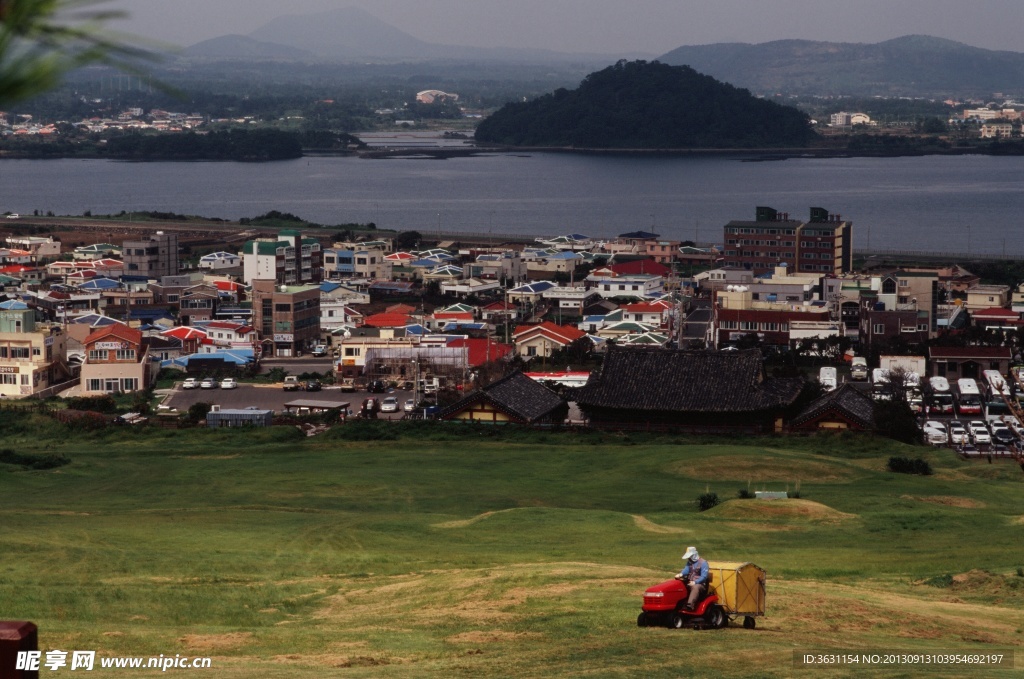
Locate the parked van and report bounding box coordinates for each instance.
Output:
[850,357,868,381]
[818,367,837,392]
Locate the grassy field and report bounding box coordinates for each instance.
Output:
[1,415,1023,677]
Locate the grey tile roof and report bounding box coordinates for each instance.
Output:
[577,346,803,413]
[440,371,567,423]
[791,384,875,429]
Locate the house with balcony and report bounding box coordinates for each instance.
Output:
[0,300,69,398]
[323,243,391,280]
[587,272,665,300]
[542,286,601,318]
[80,324,151,395]
[964,284,1010,311]
[512,322,587,359]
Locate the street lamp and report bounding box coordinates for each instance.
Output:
[412,359,419,410]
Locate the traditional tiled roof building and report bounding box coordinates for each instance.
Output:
[577,346,802,433]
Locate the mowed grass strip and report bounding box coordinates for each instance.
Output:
[1,415,1023,677]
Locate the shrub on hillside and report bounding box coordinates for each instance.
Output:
[0,448,70,470]
[887,456,932,475]
[697,492,720,512]
[65,394,117,413]
[326,421,398,441]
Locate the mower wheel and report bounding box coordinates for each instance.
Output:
[668,613,686,629]
[706,605,725,629]
[743,616,756,629]
[637,612,649,627]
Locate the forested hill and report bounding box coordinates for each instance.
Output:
[473,60,816,149]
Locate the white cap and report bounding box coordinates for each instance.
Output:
[681,546,698,562]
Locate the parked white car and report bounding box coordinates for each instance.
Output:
[220,378,237,390]
[380,397,400,413]
[921,420,947,446]
[969,420,991,445]
[181,377,198,390]
[948,420,968,445]
[200,377,218,389]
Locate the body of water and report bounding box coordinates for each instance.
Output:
[2,153,1022,254]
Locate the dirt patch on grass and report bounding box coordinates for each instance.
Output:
[669,455,855,482]
[432,508,519,529]
[722,521,805,532]
[180,632,253,651]
[183,454,242,460]
[706,499,856,523]
[447,631,542,644]
[774,579,1024,645]
[902,495,986,509]
[632,515,688,534]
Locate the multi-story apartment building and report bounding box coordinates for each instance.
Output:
[645,240,682,265]
[122,231,178,279]
[80,324,150,395]
[0,300,69,398]
[713,287,834,349]
[723,206,853,276]
[323,243,391,280]
[241,230,322,286]
[251,280,320,357]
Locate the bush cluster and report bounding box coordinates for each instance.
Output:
[0,448,70,470]
[697,492,720,512]
[887,456,932,475]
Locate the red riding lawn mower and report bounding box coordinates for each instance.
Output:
[637,561,766,631]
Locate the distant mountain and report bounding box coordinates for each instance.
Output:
[184,6,638,65]
[182,35,314,61]
[474,60,816,149]
[659,35,1024,97]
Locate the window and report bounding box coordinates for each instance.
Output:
[899,280,909,287]
[20,374,29,385]
[0,374,16,385]
[918,324,929,332]
[10,347,29,359]
[32,348,41,356]
[882,279,897,294]
[873,323,885,334]
[344,348,361,357]
[88,350,105,362]
[87,379,102,391]
[739,321,757,331]
[275,303,292,312]
[121,378,138,391]
[526,346,537,357]
[761,322,779,331]
[720,321,738,330]
[115,349,136,361]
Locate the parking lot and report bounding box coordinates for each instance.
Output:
[163,382,420,420]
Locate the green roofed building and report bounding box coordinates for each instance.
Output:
[242,231,322,287]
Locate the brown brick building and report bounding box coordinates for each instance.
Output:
[723,206,852,276]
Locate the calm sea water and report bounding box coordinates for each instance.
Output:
[2,153,1022,254]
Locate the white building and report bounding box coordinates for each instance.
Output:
[198,251,241,270]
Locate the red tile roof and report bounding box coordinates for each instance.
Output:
[970,307,1019,319]
[447,338,514,367]
[363,312,413,328]
[85,323,142,346]
[386,303,417,314]
[513,321,586,345]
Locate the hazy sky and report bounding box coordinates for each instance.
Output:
[105,0,1024,55]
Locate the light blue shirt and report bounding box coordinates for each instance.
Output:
[680,558,708,585]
